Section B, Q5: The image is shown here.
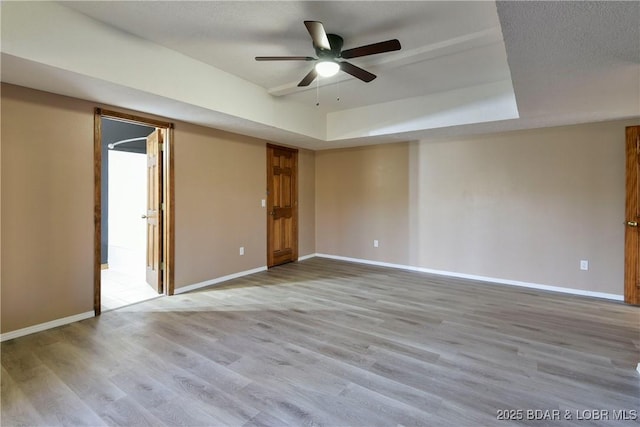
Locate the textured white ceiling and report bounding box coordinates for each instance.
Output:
[1,1,638,149]
[497,1,640,121]
[60,1,510,113]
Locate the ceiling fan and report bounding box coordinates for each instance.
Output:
[256,21,401,87]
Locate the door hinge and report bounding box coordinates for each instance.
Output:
[160,262,165,271]
[159,143,164,152]
[161,202,165,211]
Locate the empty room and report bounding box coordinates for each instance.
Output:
[1,1,639,426]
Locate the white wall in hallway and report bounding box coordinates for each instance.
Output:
[108,150,146,273]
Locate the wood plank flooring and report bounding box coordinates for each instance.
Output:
[2,258,639,426]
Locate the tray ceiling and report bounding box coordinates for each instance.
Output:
[1,1,637,149]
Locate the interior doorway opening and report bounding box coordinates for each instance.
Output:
[94,109,175,315]
[101,119,157,310]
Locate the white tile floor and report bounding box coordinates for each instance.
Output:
[101,245,160,311]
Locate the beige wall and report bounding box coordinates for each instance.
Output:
[1,84,95,332]
[174,129,316,289]
[298,149,316,257]
[315,143,411,264]
[317,119,638,295]
[2,81,634,334]
[173,123,267,288]
[1,84,316,333]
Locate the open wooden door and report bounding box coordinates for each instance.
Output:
[267,144,298,267]
[146,129,163,293]
[625,125,640,305]
[94,109,175,315]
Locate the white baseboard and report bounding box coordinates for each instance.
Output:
[174,266,268,295]
[298,253,317,261]
[315,253,623,302]
[0,311,95,342]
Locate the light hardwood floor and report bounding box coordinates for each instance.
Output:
[2,258,639,426]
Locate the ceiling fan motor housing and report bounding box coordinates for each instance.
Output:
[315,34,344,58]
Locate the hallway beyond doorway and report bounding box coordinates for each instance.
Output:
[100,119,159,311]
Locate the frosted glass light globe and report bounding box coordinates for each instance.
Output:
[315,61,340,77]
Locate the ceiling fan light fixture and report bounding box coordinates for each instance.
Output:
[315,60,340,77]
[257,21,401,86]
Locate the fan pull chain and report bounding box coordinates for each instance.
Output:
[316,77,320,107]
[336,79,340,102]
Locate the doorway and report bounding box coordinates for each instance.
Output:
[624,125,640,305]
[94,109,175,315]
[266,144,298,267]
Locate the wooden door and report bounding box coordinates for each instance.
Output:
[146,129,163,293]
[625,126,640,305]
[267,144,298,267]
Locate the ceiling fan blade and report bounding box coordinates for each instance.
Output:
[340,62,376,82]
[304,21,331,51]
[255,56,316,61]
[340,39,401,59]
[298,68,318,87]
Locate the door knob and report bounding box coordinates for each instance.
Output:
[627,221,638,227]
[141,214,148,219]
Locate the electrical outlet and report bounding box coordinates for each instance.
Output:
[239,247,245,256]
[261,199,266,208]
[373,240,379,248]
[580,260,589,271]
